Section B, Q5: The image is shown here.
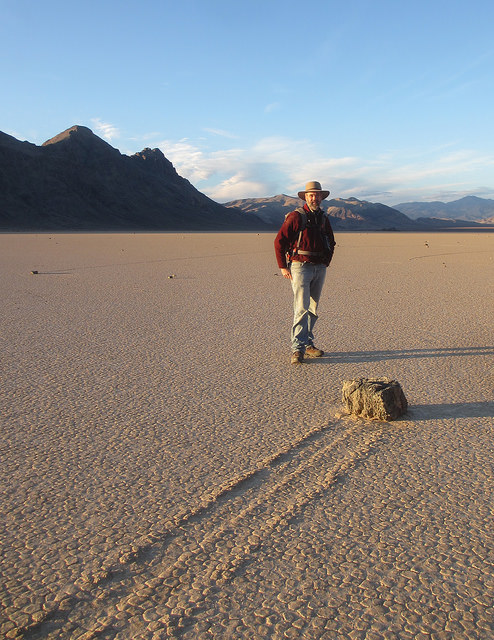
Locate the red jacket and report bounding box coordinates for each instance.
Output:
[274,204,336,269]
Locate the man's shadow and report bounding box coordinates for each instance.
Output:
[325,346,494,364]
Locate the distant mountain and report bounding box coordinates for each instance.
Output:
[0,126,267,231]
[224,195,418,230]
[394,196,494,222]
[224,194,301,227]
[3,127,492,232]
[413,216,491,228]
[325,197,417,230]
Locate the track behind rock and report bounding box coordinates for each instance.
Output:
[26,414,383,639]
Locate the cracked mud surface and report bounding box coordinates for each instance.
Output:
[1,232,493,639]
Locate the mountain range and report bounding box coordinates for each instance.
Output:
[1,126,493,231]
[394,196,494,224]
[224,195,494,230]
[224,195,417,230]
[0,126,267,231]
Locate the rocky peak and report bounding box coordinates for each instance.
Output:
[0,126,267,231]
[42,125,121,161]
[42,125,93,145]
[131,147,179,178]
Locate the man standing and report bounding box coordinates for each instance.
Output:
[274,181,336,365]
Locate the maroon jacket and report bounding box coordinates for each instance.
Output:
[274,204,336,269]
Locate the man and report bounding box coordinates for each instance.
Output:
[274,181,336,365]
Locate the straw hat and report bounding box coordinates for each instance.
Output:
[297,180,330,201]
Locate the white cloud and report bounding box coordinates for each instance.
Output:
[129,131,163,143]
[150,134,494,204]
[207,174,272,201]
[91,118,120,142]
[264,102,281,113]
[203,127,238,139]
[158,139,244,182]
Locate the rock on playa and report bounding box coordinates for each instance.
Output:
[342,377,408,421]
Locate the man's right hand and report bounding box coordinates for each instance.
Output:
[281,268,292,280]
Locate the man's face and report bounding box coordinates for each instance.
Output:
[305,191,323,211]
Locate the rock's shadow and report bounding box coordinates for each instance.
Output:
[311,347,494,420]
[407,402,494,420]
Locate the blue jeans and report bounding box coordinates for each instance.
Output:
[290,262,327,353]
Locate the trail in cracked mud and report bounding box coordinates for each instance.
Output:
[28,417,386,638]
[2,233,493,640]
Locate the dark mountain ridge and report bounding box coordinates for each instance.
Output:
[326,197,416,230]
[225,194,418,230]
[2,126,493,231]
[0,126,267,231]
[225,194,494,230]
[394,196,494,222]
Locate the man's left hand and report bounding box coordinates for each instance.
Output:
[280,268,292,280]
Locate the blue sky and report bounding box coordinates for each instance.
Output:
[2,0,494,205]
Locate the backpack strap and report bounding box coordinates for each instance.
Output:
[284,207,306,262]
[293,207,307,257]
[290,207,328,259]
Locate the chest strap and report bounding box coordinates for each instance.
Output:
[296,250,324,256]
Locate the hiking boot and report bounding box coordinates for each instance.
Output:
[305,345,324,358]
[290,351,303,365]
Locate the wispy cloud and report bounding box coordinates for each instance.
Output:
[264,102,281,113]
[91,118,120,142]
[158,138,237,182]
[203,127,238,139]
[208,174,274,201]
[129,131,163,143]
[154,135,494,204]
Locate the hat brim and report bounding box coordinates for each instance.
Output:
[298,190,330,201]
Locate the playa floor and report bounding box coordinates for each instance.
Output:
[1,231,493,639]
